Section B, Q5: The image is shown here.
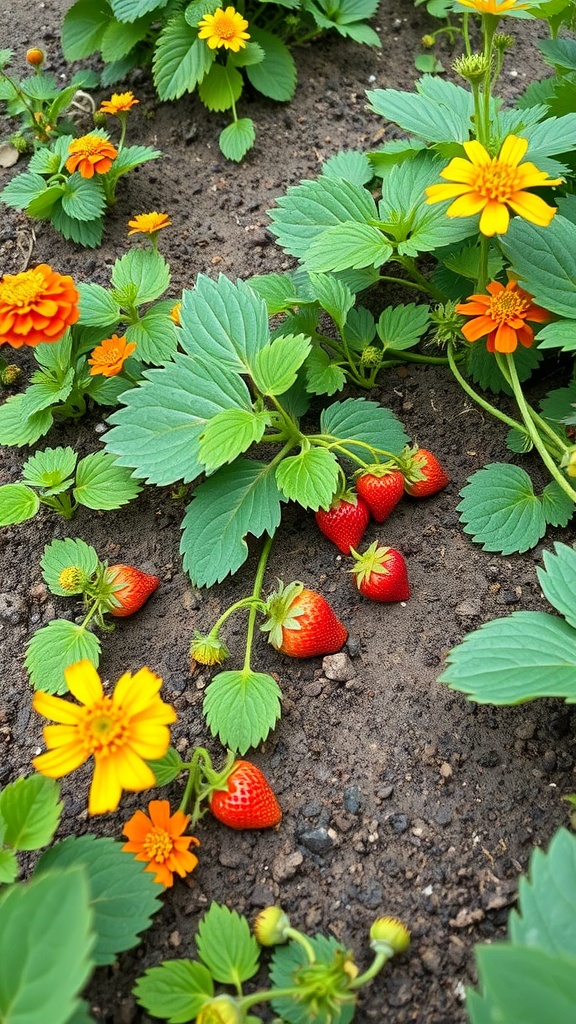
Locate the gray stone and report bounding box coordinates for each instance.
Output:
[0,593,27,625]
[388,813,409,833]
[343,785,361,814]
[299,827,334,854]
[322,652,357,682]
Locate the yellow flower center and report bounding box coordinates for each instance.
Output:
[73,135,104,155]
[94,344,120,365]
[142,827,174,863]
[79,698,129,756]
[473,159,521,202]
[487,289,530,324]
[213,10,239,39]
[58,566,83,590]
[0,269,45,307]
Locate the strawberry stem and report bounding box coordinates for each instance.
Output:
[243,533,274,672]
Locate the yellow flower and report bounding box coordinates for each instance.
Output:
[122,800,200,887]
[169,302,182,326]
[99,92,139,115]
[32,660,176,815]
[456,0,530,13]
[127,212,171,236]
[197,6,250,51]
[65,134,118,178]
[88,334,136,377]
[425,135,562,237]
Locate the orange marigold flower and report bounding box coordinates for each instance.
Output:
[65,134,118,178]
[0,264,80,348]
[26,47,45,66]
[425,135,562,237]
[88,334,136,377]
[197,6,250,51]
[456,280,550,353]
[127,212,172,236]
[122,800,200,887]
[456,0,530,13]
[169,302,181,326]
[99,92,139,115]
[32,660,177,815]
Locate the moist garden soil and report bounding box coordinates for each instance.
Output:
[1,2,574,1022]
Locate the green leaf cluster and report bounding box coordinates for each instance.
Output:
[439,541,576,705]
[104,273,409,587]
[468,829,576,1023]
[0,52,98,150]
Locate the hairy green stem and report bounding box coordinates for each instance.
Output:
[243,533,274,672]
[447,342,524,432]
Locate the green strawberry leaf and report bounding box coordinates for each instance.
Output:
[218,118,255,162]
[198,62,242,112]
[36,835,162,965]
[147,747,184,787]
[78,283,122,327]
[73,451,142,510]
[0,776,62,852]
[457,463,549,554]
[134,960,214,1023]
[41,537,100,596]
[112,249,171,306]
[203,670,282,755]
[196,904,260,984]
[22,446,77,491]
[537,542,576,628]
[509,828,576,956]
[0,484,40,526]
[304,223,393,272]
[377,303,430,352]
[0,395,53,447]
[306,273,355,331]
[268,177,379,262]
[199,408,271,472]
[125,311,179,364]
[275,446,339,510]
[252,334,312,396]
[181,460,283,587]
[0,849,18,885]
[320,397,409,459]
[439,611,576,704]
[179,275,269,375]
[153,16,214,100]
[25,620,101,694]
[305,348,347,397]
[469,946,576,1024]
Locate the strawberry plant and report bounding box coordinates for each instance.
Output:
[61,0,381,162]
[24,537,160,694]
[133,901,410,1023]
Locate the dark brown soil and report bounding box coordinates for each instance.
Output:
[1,2,574,1022]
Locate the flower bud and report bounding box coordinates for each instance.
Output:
[253,906,291,946]
[9,132,29,154]
[1,364,22,385]
[190,632,230,668]
[369,916,410,956]
[26,47,44,66]
[58,566,88,592]
[421,34,435,47]
[429,300,466,348]
[169,302,182,326]
[93,110,108,128]
[360,345,381,367]
[494,33,514,51]
[196,996,244,1024]
[452,53,491,82]
[565,450,576,479]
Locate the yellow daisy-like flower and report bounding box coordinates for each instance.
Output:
[99,92,139,115]
[425,135,562,237]
[456,0,530,13]
[32,660,177,815]
[197,6,250,51]
[127,212,172,236]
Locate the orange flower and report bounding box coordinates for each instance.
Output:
[425,135,561,237]
[0,264,79,348]
[456,0,530,13]
[33,661,177,815]
[88,334,136,377]
[456,280,550,353]
[127,212,171,236]
[99,92,139,115]
[65,134,118,178]
[122,800,200,887]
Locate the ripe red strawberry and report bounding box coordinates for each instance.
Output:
[356,468,405,523]
[402,447,450,498]
[315,491,370,554]
[261,581,347,658]
[350,541,410,602]
[209,760,282,830]
[105,564,159,617]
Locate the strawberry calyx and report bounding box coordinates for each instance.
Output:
[190,630,230,668]
[396,444,428,485]
[354,461,400,480]
[349,541,396,587]
[260,579,305,649]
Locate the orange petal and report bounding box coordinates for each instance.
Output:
[148,800,172,831]
[123,809,154,843]
[493,322,518,353]
[461,316,497,341]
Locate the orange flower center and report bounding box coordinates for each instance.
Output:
[0,269,45,307]
[213,11,238,39]
[473,160,521,202]
[487,289,530,324]
[142,827,174,863]
[79,698,129,756]
[94,344,120,365]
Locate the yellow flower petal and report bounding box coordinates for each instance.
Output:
[446,192,487,217]
[498,134,528,166]
[114,747,157,791]
[33,743,88,778]
[65,659,103,705]
[43,723,81,748]
[479,198,510,236]
[89,756,123,814]
[507,190,558,227]
[439,156,480,184]
[113,666,163,716]
[129,722,173,761]
[462,140,491,167]
[33,689,84,725]
[425,182,475,204]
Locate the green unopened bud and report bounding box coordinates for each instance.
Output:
[196,996,244,1024]
[563,449,576,479]
[93,110,107,128]
[360,345,381,367]
[452,53,492,82]
[254,906,291,946]
[190,631,230,668]
[9,132,29,154]
[369,916,410,957]
[421,34,435,47]
[429,301,466,348]
[494,33,514,51]
[1,363,22,385]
